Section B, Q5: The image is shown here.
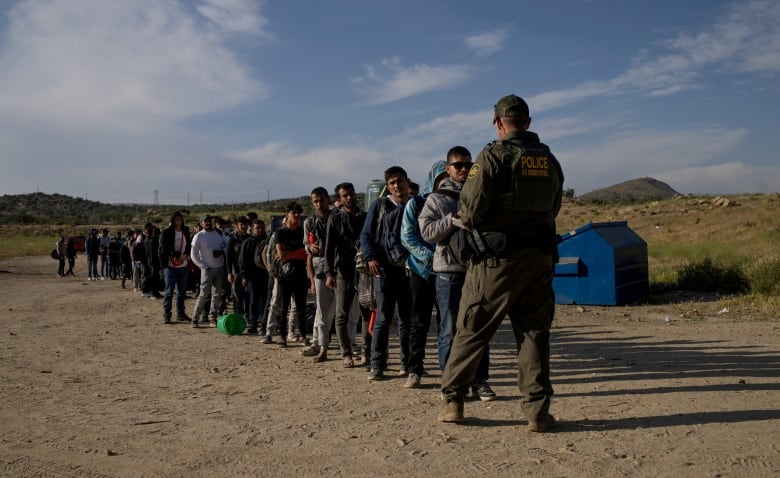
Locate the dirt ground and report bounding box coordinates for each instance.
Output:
[0,255,778,478]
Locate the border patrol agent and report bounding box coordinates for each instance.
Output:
[438,95,564,432]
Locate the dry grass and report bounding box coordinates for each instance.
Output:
[557,193,780,266]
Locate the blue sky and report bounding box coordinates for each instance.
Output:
[0,0,778,205]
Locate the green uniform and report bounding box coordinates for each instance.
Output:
[441,129,563,423]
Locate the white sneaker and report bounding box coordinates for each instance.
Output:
[403,373,421,389]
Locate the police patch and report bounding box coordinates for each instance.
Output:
[468,163,481,179]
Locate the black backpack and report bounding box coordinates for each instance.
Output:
[253,236,269,271]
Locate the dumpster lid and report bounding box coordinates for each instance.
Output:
[560,221,628,242]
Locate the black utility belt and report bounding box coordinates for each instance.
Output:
[470,230,551,258]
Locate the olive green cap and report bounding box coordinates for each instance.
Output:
[494,94,529,118]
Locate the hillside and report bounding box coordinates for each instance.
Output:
[578,177,679,203]
[0,192,327,226]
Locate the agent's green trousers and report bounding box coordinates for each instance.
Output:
[441,249,555,422]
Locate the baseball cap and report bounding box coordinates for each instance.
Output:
[494,94,529,119]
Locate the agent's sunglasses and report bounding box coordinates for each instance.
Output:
[448,161,473,170]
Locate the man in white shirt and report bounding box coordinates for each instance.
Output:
[189,214,227,327]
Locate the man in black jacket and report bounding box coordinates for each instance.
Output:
[239,219,269,335]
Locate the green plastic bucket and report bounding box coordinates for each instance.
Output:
[216,313,246,335]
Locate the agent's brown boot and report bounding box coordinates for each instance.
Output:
[528,414,557,433]
[438,401,465,423]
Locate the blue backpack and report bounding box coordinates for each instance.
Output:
[376,197,408,267]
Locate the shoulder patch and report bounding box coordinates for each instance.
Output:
[468,163,481,179]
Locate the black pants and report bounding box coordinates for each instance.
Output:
[406,272,438,376]
[277,264,308,341]
[247,273,269,333]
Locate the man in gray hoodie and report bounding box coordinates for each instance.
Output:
[419,146,496,401]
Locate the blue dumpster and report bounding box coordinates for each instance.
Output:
[553,221,649,305]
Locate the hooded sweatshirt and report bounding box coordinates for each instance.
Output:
[419,176,466,273]
[400,161,446,279]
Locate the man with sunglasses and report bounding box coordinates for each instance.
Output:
[420,146,495,400]
[438,95,564,432]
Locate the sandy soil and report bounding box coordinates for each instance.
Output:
[0,255,778,478]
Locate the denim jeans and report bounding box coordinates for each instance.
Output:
[232,279,249,315]
[87,254,98,279]
[247,273,269,333]
[370,266,411,372]
[163,266,189,318]
[407,272,437,376]
[436,272,489,381]
[108,255,119,279]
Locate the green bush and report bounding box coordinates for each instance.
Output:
[676,258,750,294]
[745,256,780,296]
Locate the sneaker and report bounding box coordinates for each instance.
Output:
[191,321,199,328]
[528,414,556,433]
[176,314,191,322]
[397,367,408,377]
[403,373,421,389]
[261,335,273,344]
[472,382,497,402]
[299,345,320,357]
[277,340,288,348]
[163,315,171,324]
[367,369,385,381]
[438,401,465,423]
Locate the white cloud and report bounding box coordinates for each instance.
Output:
[465,29,507,56]
[196,0,271,36]
[0,0,266,128]
[668,1,780,74]
[226,141,387,195]
[529,0,780,112]
[352,56,472,104]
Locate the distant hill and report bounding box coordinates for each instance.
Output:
[0,193,145,225]
[578,177,679,203]
[0,192,362,226]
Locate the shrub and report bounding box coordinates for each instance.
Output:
[676,258,750,294]
[745,256,780,296]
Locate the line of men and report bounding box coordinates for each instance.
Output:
[64,94,563,430]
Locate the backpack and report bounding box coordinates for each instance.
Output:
[264,232,282,279]
[377,197,408,267]
[50,246,59,260]
[253,236,269,271]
